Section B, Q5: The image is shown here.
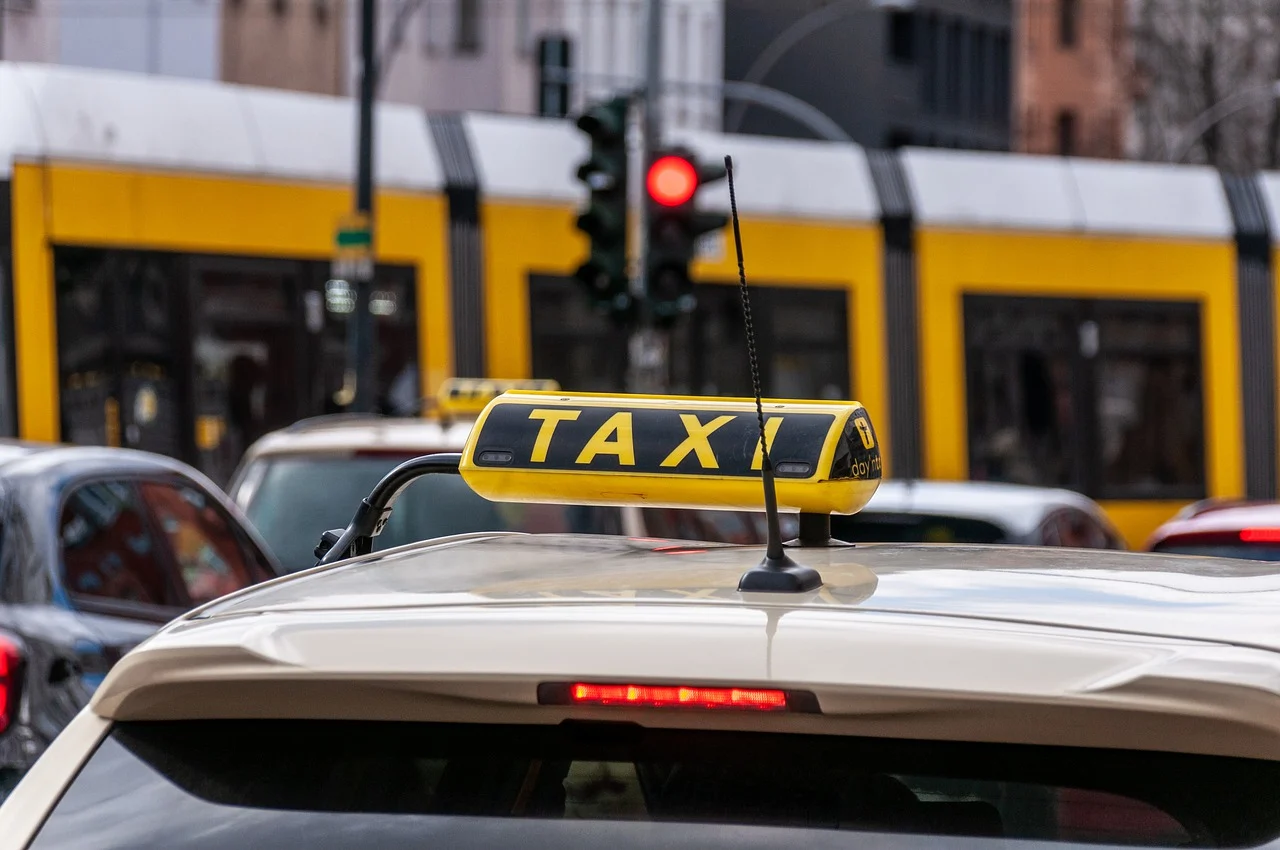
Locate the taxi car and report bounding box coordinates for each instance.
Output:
[3,391,1280,850]
[1144,499,1280,560]
[0,441,280,800]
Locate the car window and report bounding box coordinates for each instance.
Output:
[240,455,623,571]
[29,719,1280,849]
[1046,510,1111,550]
[59,480,178,608]
[831,512,1008,544]
[1152,541,1280,561]
[136,480,270,606]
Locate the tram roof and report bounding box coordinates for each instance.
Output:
[459,111,882,222]
[900,147,1235,239]
[0,62,443,190]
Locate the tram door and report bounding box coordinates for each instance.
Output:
[190,258,308,486]
[56,249,184,458]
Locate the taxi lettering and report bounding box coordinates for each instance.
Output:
[661,415,735,470]
[576,412,636,466]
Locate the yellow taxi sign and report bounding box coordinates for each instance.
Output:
[460,391,882,515]
[436,378,561,417]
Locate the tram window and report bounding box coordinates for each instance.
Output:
[963,296,1205,501]
[672,284,849,399]
[528,275,630,392]
[1095,306,1204,500]
[55,250,181,455]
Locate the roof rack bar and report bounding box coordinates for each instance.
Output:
[314,452,463,566]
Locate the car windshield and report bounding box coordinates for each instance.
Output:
[831,512,1009,544]
[27,719,1280,850]
[240,454,622,571]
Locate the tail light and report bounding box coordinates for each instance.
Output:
[1241,528,1280,543]
[0,636,21,735]
[538,682,820,713]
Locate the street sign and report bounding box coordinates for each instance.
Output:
[333,213,374,282]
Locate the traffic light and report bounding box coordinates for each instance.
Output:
[644,148,728,327]
[573,96,631,321]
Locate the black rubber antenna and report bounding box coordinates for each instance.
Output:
[726,155,822,594]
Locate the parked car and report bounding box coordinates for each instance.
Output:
[1145,500,1280,560]
[0,440,281,798]
[831,480,1127,549]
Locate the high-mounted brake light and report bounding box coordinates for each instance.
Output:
[1241,528,1280,543]
[0,636,20,735]
[537,681,813,712]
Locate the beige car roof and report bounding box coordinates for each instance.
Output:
[88,535,1280,762]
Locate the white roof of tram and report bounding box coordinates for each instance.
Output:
[0,62,444,190]
[901,148,1235,239]
[460,112,883,222]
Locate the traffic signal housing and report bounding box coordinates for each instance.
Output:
[573,96,631,322]
[644,149,728,327]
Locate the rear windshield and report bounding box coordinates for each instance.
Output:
[239,455,622,571]
[28,720,1280,849]
[832,512,1009,544]
[1151,542,1280,561]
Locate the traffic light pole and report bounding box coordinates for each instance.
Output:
[349,0,378,414]
[627,0,669,395]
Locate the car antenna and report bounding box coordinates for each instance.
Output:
[726,155,823,594]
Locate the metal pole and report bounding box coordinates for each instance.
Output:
[628,0,667,394]
[1,0,6,63]
[351,0,378,413]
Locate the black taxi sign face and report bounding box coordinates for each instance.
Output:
[436,378,561,416]
[460,392,882,515]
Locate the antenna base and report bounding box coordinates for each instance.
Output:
[738,553,823,593]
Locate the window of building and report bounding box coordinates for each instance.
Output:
[888,10,915,63]
[1059,0,1079,48]
[920,13,939,112]
[136,480,268,606]
[971,27,989,121]
[456,0,481,54]
[313,0,329,25]
[1057,109,1077,156]
[537,36,572,118]
[944,20,963,117]
[419,0,438,54]
[60,481,177,610]
[993,30,1011,127]
[964,296,1205,501]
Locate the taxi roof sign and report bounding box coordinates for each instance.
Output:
[436,378,561,417]
[460,391,882,515]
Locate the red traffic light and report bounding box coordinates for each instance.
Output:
[647,156,698,207]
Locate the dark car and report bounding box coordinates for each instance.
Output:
[0,441,281,798]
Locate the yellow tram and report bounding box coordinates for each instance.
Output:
[0,61,1274,546]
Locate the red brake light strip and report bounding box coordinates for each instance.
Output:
[1241,528,1280,543]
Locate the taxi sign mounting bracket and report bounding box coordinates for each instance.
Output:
[724,154,823,594]
[314,452,463,565]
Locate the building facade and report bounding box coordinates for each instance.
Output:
[222,0,344,95]
[723,0,1014,151]
[1014,0,1128,158]
[2,0,219,79]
